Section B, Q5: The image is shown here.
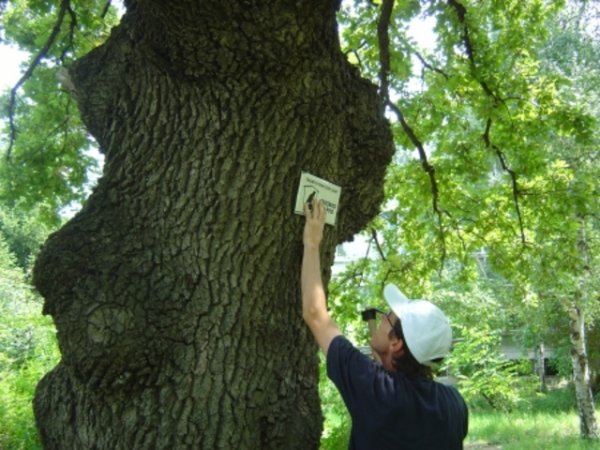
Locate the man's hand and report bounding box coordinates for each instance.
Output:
[303,198,326,248]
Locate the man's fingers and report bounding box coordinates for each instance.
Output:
[316,200,326,221]
[304,198,326,223]
[304,201,311,216]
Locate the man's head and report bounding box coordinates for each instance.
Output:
[368,284,452,375]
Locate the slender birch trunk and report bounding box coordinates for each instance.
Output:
[568,306,599,439]
[536,343,546,393]
[567,217,599,440]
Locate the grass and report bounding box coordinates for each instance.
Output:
[464,383,600,449]
[0,364,45,450]
[466,409,600,450]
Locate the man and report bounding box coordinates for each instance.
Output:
[301,199,468,449]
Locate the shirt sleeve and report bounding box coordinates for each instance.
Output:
[326,335,401,418]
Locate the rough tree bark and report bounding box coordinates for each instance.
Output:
[32,1,393,448]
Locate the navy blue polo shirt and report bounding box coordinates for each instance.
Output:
[327,335,468,450]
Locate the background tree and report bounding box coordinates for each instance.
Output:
[1,0,109,225]
[0,205,52,271]
[333,0,599,439]
[0,214,59,450]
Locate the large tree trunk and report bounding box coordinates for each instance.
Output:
[32,1,393,448]
[569,305,599,440]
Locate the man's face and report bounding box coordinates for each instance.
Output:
[369,310,398,355]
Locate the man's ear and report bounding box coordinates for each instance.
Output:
[390,337,405,358]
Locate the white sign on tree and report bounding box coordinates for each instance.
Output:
[294,172,341,226]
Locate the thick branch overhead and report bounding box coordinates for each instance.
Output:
[449,0,526,246]
[377,0,394,114]
[483,119,526,244]
[386,100,448,268]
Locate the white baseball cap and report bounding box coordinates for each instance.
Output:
[383,284,452,366]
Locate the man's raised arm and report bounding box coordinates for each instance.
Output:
[301,199,341,355]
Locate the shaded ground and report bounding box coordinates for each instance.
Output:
[465,443,502,450]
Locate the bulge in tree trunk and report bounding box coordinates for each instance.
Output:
[32,1,394,448]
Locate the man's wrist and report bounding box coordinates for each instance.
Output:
[303,242,321,250]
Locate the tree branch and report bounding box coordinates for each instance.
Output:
[379,263,414,292]
[386,100,448,268]
[447,0,500,103]
[5,0,71,160]
[377,0,394,114]
[370,227,387,261]
[483,119,527,244]
[448,1,525,245]
[375,0,447,270]
[60,2,78,64]
[343,39,368,71]
[414,50,449,80]
[101,0,113,18]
